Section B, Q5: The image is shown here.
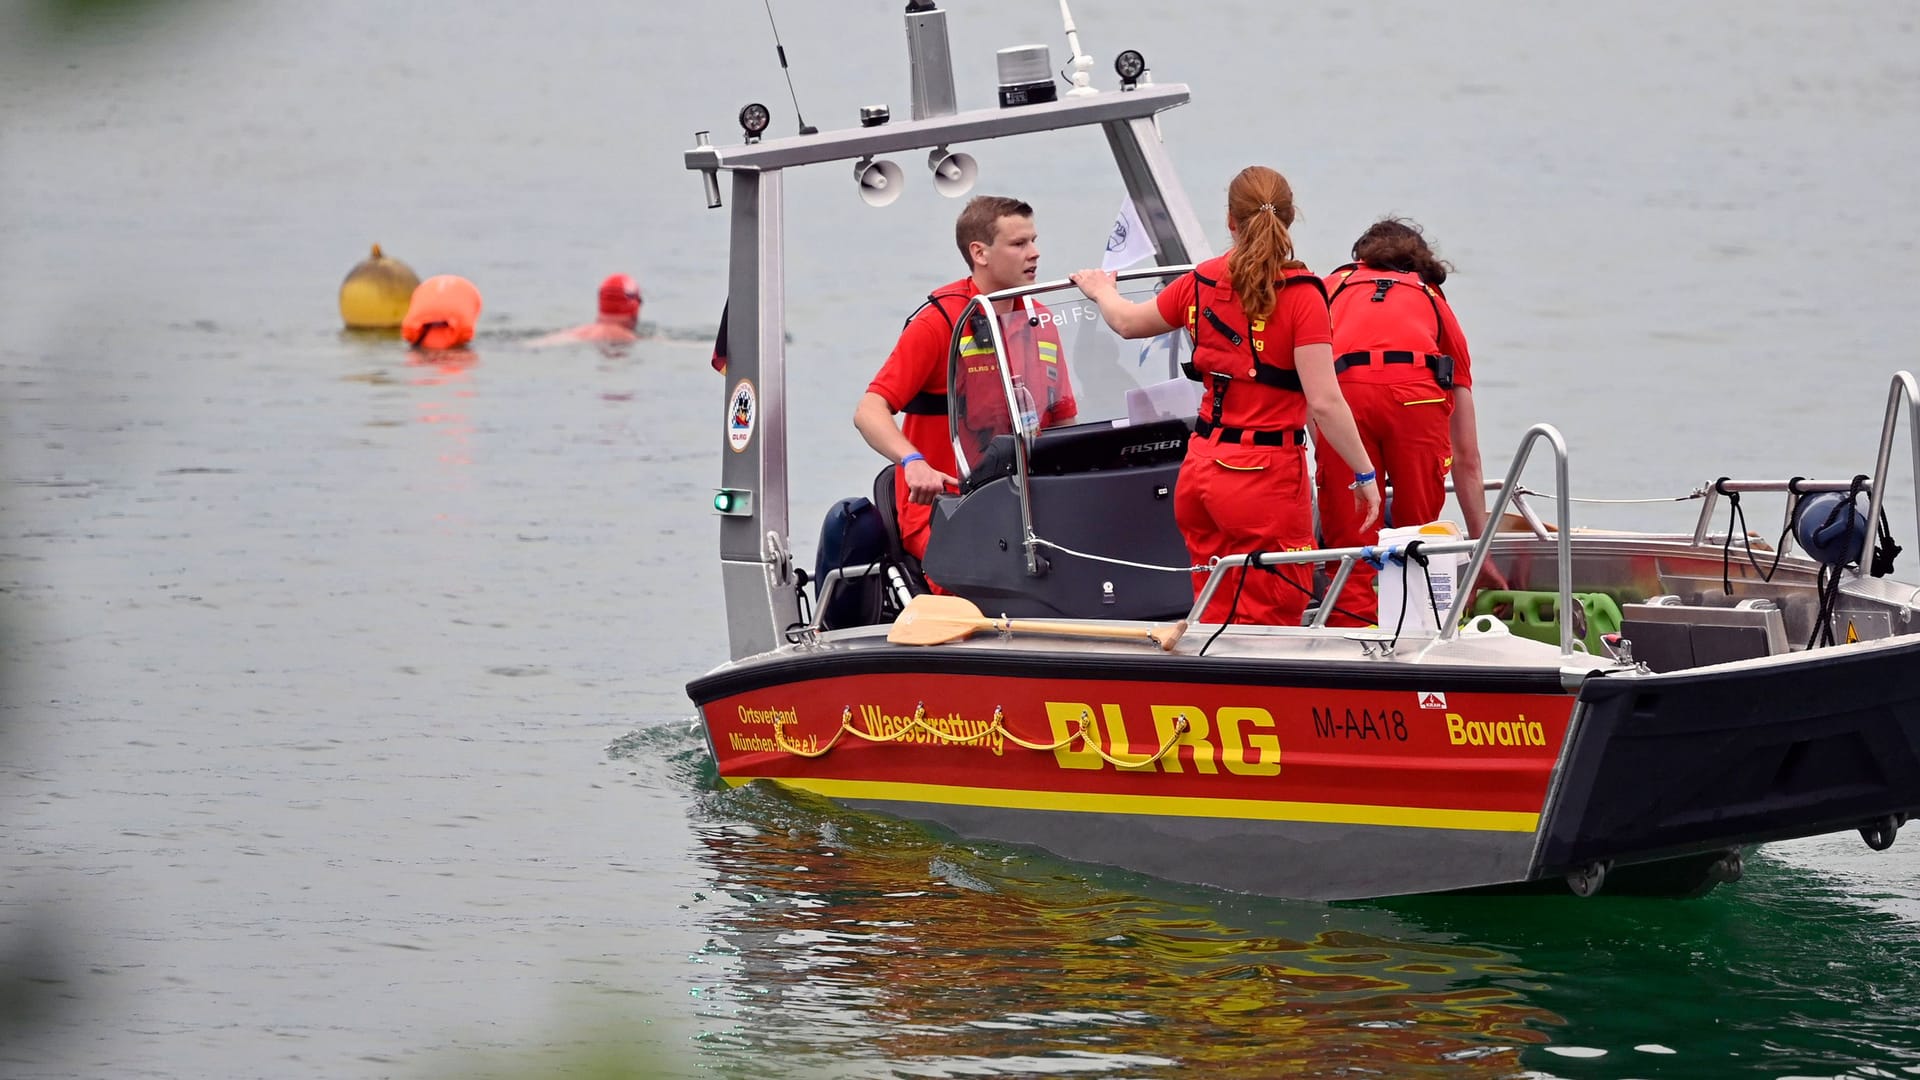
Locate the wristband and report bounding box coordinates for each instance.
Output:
[901,452,926,467]
[1349,469,1377,490]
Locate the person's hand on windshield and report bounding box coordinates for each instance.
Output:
[1068,268,1118,302]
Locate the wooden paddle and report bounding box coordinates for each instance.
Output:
[888,593,1188,651]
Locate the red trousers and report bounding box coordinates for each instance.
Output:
[895,469,934,561]
[1315,381,1454,626]
[1176,438,1315,625]
[892,471,951,594]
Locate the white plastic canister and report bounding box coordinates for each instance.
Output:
[1374,520,1465,634]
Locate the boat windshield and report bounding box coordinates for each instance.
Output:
[946,268,1198,478]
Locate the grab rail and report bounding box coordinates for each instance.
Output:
[1677,373,1919,563]
[1864,371,1920,569]
[1049,373,1920,655]
[806,562,888,635]
[1187,424,1577,655]
[1439,424,1574,652]
[1188,538,1490,625]
[1688,478,1876,549]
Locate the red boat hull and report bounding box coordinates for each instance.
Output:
[692,649,1579,898]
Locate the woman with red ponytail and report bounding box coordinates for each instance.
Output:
[1071,166,1378,626]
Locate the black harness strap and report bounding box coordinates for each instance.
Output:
[1205,373,1230,425]
[1193,421,1306,446]
[1181,269,1320,397]
[892,286,974,417]
[1328,262,1445,337]
[1326,265,1455,387]
[901,287,967,333]
[1201,306,1242,347]
[1333,350,1456,389]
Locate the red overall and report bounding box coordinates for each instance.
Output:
[1314,263,1475,626]
[1155,255,1330,625]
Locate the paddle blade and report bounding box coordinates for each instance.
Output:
[887,593,993,646]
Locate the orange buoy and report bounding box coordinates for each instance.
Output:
[401,275,482,350]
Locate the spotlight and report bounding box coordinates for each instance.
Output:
[926,145,977,198]
[854,156,904,207]
[996,44,1056,108]
[738,102,771,144]
[1115,50,1146,91]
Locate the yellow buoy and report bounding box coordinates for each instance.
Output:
[338,243,421,330]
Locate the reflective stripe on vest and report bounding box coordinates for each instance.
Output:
[956,321,1065,432]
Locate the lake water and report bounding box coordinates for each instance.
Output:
[2,1,1918,1077]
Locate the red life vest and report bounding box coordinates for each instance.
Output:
[902,283,1072,438]
[1324,263,1455,389]
[1180,258,1327,434]
[955,309,1069,434]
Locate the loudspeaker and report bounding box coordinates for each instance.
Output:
[927,146,977,198]
[854,157,904,207]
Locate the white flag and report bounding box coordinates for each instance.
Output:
[1101,197,1156,271]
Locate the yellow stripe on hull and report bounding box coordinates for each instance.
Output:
[724,775,1540,833]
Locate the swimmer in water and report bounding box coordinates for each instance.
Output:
[529,274,643,348]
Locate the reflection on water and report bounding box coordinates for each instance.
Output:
[671,777,1557,1078]
[1390,854,1920,1078]
[407,349,478,468]
[637,733,1920,1079]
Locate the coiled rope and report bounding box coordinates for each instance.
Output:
[772,703,1192,770]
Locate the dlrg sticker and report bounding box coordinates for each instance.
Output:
[728,379,756,453]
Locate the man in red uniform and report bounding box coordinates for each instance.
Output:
[854,196,1075,560]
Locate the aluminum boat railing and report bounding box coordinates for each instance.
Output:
[803,374,1920,657]
[1185,371,1920,656]
[1187,423,1579,654]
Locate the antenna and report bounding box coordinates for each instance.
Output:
[762,0,819,135]
[1056,0,1096,97]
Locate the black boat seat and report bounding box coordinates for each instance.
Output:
[871,464,928,597]
[1618,597,1790,673]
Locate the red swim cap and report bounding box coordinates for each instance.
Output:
[598,274,642,318]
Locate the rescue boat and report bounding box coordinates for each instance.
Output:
[680,7,1919,900]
